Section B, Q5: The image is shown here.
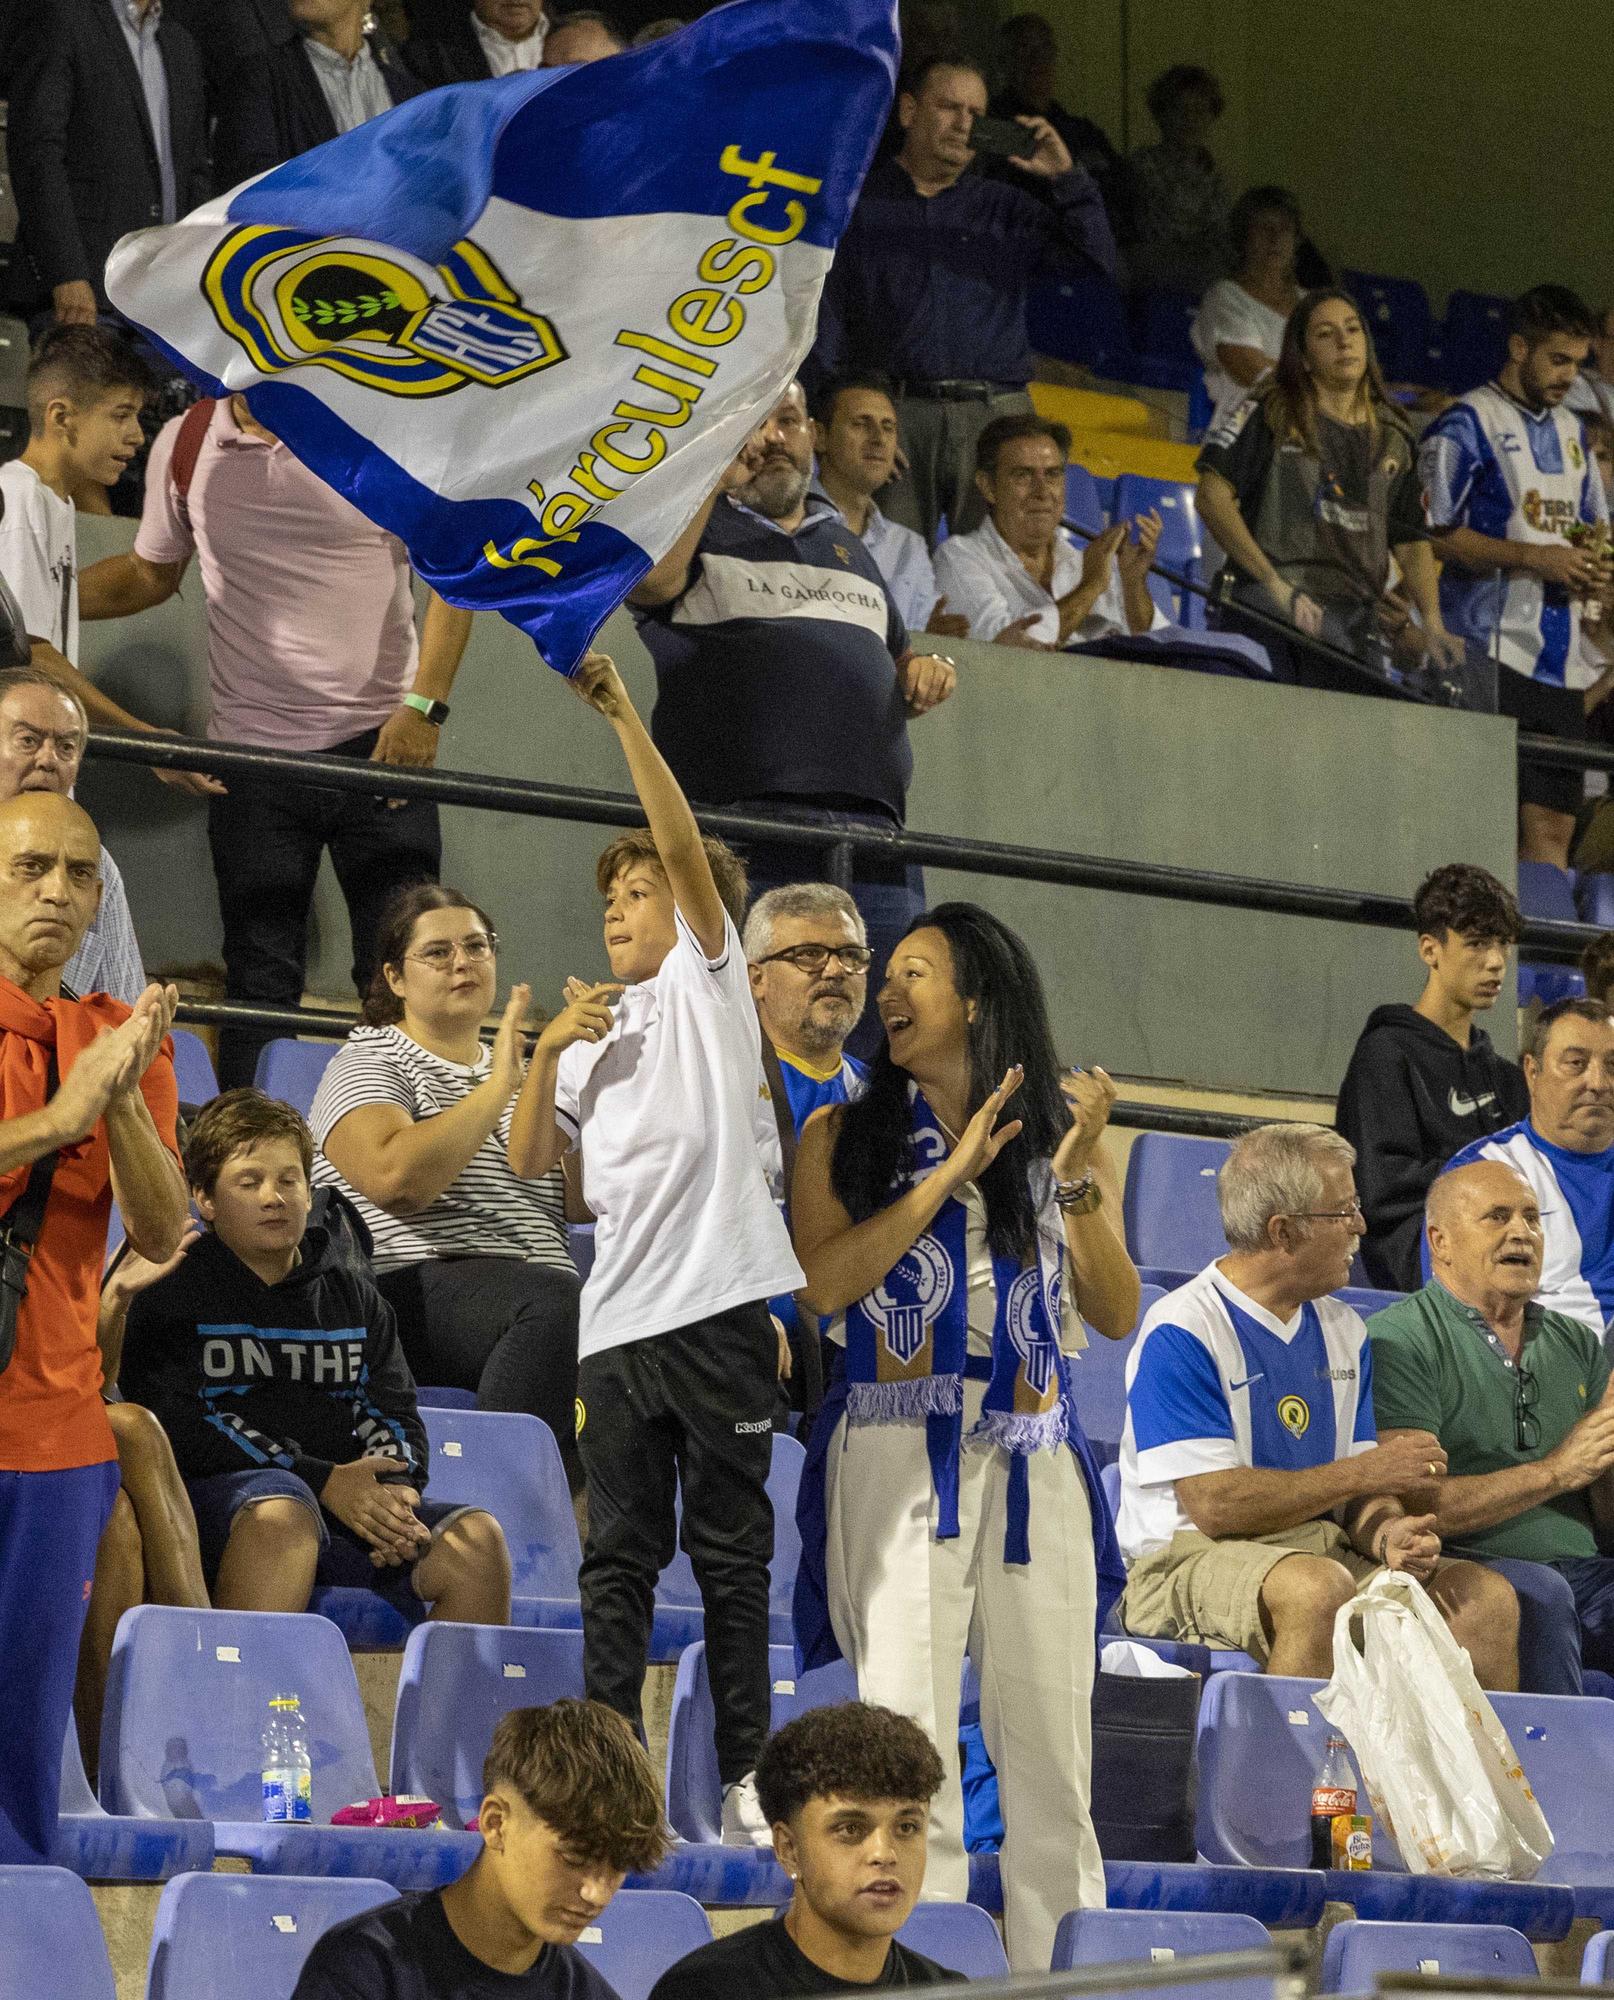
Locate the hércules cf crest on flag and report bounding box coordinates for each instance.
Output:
[106,0,899,675]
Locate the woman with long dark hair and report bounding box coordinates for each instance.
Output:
[309,882,606,1491]
[1196,286,1464,681]
[791,904,1138,1972]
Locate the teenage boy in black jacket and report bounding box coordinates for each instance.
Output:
[1336,864,1529,1293]
[119,1088,510,1622]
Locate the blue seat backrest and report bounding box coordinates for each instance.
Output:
[895,1901,1009,1979]
[1577,871,1614,930]
[1027,274,1133,373]
[422,1408,581,1601]
[1113,475,1203,622]
[1516,860,1581,925]
[1441,290,1511,390]
[1336,1286,1403,1318]
[1054,1906,1273,2000]
[572,1891,714,2000]
[146,1872,399,2000]
[389,1623,587,1829]
[1134,289,1200,370]
[1340,271,1434,384]
[0,1866,115,2000]
[170,1029,220,1108]
[657,1432,804,1619]
[101,1605,379,1823]
[664,1642,856,1843]
[1320,1920,1535,1991]
[253,1038,339,1118]
[1121,1133,1231,1275]
[1070,1284,1164,1460]
[1065,463,1107,536]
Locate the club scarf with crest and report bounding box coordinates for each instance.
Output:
[104,0,898,675]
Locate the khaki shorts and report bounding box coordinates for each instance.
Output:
[1121,1519,1379,1663]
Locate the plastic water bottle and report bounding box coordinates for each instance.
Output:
[261,1694,313,1823]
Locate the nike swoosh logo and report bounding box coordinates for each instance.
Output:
[1228,1373,1264,1391]
[1449,1087,1497,1118]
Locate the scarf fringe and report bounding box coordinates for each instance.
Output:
[846,1377,963,1425]
[969,1405,1070,1456]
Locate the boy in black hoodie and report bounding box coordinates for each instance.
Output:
[1336,864,1528,1292]
[119,1089,511,1623]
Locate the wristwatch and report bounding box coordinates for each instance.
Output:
[402,693,450,726]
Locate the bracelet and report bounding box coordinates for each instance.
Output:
[1054,1173,1102,1215]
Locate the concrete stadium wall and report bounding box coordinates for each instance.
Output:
[74,514,1518,1099]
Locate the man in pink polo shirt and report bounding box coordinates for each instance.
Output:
[80,395,473,1086]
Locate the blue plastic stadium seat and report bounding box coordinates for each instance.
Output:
[571,1889,713,2000]
[389,1623,587,1828]
[170,1028,220,1108]
[1133,289,1200,373]
[1340,271,1436,385]
[420,1409,582,1618]
[1122,1133,1231,1277]
[1441,290,1511,392]
[252,1038,339,1117]
[1320,1919,1535,1991]
[1071,1283,1163,1464]
[1113,474,1205,626]
[1065,462,1107,536]
[55,1723,215,1881]
[414,1385,479,1411]
[1517,860,1581,924]
[1054,1907,1273,2000]
[100,1605,478,1886]
[1576,871,1614,930]
[146,1872,399,2000]
[1583,1930,1614,1981]
[1104,1859,1325,1929]
[1518,965,1587,1008]
[653,1431,805,1651]
[0,1865,114,1999]
[896,1902,1009,1978]
[665,1642,856,1844]
[1029,273,1135,376]
[1336,1286,1404,1319]
[1195,1673,1579,1935]
[568,1222,596,1281]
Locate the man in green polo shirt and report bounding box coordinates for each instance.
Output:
[1369,1157,1614,1694]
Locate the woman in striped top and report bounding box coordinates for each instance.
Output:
[311,883,585,1487]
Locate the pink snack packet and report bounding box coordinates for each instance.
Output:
[331,1794,443,1829]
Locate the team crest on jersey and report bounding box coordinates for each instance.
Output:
[202,226,568,397]
[1278,1394,1310,1437]
[1572,440,1586,470]
[865,1233,953,1366]
[833,543,852,564]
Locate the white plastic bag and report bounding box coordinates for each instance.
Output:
[1314,1569,1553,1879]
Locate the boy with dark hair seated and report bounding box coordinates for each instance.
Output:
[293,1700,670,1997]
[119,1087,510,1623]
[648,1702,963,1997]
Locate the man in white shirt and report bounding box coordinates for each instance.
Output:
[514,651,803,1851]
[406,0,546,86]
[809,372,967,638]
[933,413,1166,649]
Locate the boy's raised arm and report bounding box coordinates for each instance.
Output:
[571,652,728,959]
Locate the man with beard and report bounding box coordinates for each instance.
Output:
[1420,285,1612,867]
[630,382,957,1061]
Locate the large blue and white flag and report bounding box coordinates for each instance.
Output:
[107,0,897,674]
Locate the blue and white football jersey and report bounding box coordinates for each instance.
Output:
[1118,1263,1376,1562]
[1431,1119,1614,1335]
[1419,381,1608,687]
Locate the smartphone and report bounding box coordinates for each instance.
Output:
[969,116,1039,161]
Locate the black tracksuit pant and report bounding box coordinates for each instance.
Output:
[577,1301,776,1786]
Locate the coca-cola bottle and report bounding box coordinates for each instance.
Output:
[1309,1734,1356,1868]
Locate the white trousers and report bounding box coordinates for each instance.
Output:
[823,1381,1105,1971]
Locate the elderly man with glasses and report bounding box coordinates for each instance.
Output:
[1116,1122,1519,1686]
[1369,1158,1614,1695]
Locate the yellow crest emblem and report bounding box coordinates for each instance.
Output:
[1277,1394,1311,1437]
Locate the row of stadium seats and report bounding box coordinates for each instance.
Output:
[54,1868,1585,2000]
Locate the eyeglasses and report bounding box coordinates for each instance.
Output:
[404,933,498,970]
[1515,1353,1541,1453]
[1286,1202,1366,1224]
[755,943,874,975]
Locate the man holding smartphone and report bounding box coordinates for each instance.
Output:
[809,54,1116,546]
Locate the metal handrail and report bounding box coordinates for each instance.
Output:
[894,1945,1302,2000]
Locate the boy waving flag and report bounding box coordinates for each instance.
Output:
[105,0,899,676]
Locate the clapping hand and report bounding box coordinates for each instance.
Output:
[1052,1066,1117,1180]
[1116,510,1164,587]
[946,1066,1025,1185]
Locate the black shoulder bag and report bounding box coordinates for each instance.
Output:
[0,1051,61,1376]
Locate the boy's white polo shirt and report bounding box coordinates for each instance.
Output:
[554,908,804,1360]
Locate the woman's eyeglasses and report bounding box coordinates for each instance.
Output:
[405,933,498,970]
[755,943,875,975]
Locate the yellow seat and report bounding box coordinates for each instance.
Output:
[1028,381,1153,438]
[1067,430,1201,483]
